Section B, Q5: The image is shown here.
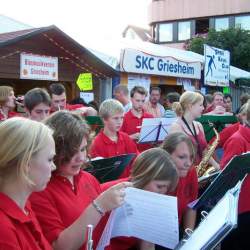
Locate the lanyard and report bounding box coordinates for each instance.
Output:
[182,116,202,158]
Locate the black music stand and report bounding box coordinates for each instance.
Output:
[190,152,250,210]
[138,117,177,144]
[84,153,135,183]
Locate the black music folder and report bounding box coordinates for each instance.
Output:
[190,152,250,210]
[85,154,136,183]
[175,182,241,250]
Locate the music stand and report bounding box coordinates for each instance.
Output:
[84,153,135,183]
[138,117,177,144]
[197,115,237,141]
[190,152,250,210]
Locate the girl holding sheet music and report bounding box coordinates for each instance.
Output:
[29,111,132,250]
[101,147,179,250]
[155,132,198,250]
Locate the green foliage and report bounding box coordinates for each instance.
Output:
[186,28,250,71]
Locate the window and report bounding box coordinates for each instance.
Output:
[195,18,209,34]
[178,21,191,40]
[235,15,250,30]
[215,17,229,31]
[159,23,173,42]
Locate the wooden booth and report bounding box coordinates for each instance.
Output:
[0,25,118,104]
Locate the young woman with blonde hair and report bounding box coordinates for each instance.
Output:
[0,117,55,249]
[169,91,219,170]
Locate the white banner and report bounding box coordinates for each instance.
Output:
[204,45,230,86]
[20,53,58,81]
[121,48,201,79]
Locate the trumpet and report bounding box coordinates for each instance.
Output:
[86,224,93,250]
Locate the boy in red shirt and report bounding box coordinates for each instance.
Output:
[90,99,139,177]
[120,86,153,152]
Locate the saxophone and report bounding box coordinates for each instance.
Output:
[196,124,220,177]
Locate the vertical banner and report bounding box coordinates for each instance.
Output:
[204,44,230,86]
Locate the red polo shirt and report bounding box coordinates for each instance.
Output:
[120,110,154,152]
[0,192,51,250]
[0,111,20,121]
[29,170,104,250]
[90,130,139,177]
[168,167,198,224]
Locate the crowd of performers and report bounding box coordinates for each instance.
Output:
[0,83,249,250]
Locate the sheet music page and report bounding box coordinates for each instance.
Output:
[97,187,179,250]
[139,117,176,143]
[179,192,237,250]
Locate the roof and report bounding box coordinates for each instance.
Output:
[0,25,118,78]
[123,25,152,41]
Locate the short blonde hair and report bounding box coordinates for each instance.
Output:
[131,148,178,191]
[0,86,13,106]
[0,117,53,184]
[179,91,204,113]
[99,99,124,119]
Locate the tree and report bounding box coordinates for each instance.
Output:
[185,28,250,72]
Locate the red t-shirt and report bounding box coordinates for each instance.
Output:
[0,111,20,121]
[168,167,198,223]
[90,130,139,178]
[120,110,154,152]
[220,125,250,214]
[210,122,240,149]
[0,192,51,250]
[29,170,104,249]
[66,103,84,110]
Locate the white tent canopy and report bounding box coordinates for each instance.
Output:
[88,38,250,82]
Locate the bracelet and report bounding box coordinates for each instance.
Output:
[92,200,105,216]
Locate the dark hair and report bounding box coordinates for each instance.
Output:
[49,83,66,96]
[24,88,51,111]
[130,86,148,98]
[224,94,232,101]
[166,92,180,103]
[44,111,89,167]
[69,97,88,106]
[150,86,161,94]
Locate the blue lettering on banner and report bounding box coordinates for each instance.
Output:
[157,59,194,75]
[136,55,155,70]
[135,56,195,75]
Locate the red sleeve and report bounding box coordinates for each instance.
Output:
[220,137,245,169]
[89,136,103,158]
[189,167,198,201]
[100,178,129,192]
[0,227,22,250]
[209,122,239,148]
[30,191,65,244]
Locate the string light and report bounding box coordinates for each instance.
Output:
[43,33,109,78]
[0,51,20,59]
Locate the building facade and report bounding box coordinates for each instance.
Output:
[148,0,250,49]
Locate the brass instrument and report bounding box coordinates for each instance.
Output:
[196,124,220,177]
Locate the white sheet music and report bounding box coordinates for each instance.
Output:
[138,117,177,143]
[97,187,179,250]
